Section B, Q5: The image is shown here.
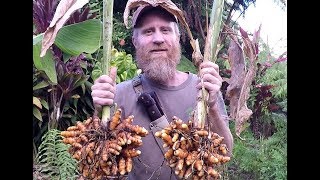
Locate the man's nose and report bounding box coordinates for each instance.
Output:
[152,31,164,45]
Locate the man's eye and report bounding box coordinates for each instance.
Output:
[162,28,170,34]
[145,30,153,34]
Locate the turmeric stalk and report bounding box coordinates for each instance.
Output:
[101,0,114,125]
[195,0,225,129]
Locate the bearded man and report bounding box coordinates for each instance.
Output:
[91,3,233,180]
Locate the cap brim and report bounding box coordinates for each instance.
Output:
[131,5,177,28]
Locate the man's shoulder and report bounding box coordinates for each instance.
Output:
[114,76,138,100]
[116,75,141,89]
[116,78,133,88]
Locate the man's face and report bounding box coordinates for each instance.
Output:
[132,13,181,84]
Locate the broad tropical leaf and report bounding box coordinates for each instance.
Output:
[54,19,102,56]
[40,0,90,57]
[33,36,58,84]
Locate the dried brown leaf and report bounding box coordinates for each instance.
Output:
[202,22,212,64]
[225,26,261,138]
[235,106,252,139]
[241,26,260,61]
[234,66,255,138]
[252,24,261,55]
[191,39,203,68]
[40,0,89,57]
[226,39,246,120]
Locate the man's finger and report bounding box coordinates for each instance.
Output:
[109,66,117,84]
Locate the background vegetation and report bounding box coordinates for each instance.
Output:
[33,0,287,179]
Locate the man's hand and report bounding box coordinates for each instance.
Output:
[197,61,233,154]
[91,67,117,112]
[196,61,222,107]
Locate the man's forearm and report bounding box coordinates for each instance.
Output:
[208,104,233,156]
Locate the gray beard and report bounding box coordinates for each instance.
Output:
[135,43,181,84]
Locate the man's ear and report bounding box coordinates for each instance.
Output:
[132,36,137,48]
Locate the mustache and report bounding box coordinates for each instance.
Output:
[146,45,169,52]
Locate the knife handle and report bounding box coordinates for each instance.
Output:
[138,93,163,121]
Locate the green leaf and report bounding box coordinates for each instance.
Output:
[33,80,50,90]
[81,83,86,94]
[33,43,43,70]
[33,106,43,121]
[73,75,89,90]
[84,96,94,110]
[33,33,44,45]
[177,55,197,74]
[91,69,102,82]
[84,81,93,89]
[62,53,72,63]
[33,41,57,84]
[33,97,42,109]
[41,99,49,110]
[54,19,103,56]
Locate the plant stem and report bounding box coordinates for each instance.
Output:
[101,0,114,125]
[196,0,225,129]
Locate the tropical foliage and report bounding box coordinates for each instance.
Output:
[227,41,287,179]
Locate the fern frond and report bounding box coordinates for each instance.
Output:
[56,141,79,180]
[34,129,78,180]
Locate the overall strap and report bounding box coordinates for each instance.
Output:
[131,74,169,155]
[132,74,143,97]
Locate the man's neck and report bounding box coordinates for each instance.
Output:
[164,71,189,86]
